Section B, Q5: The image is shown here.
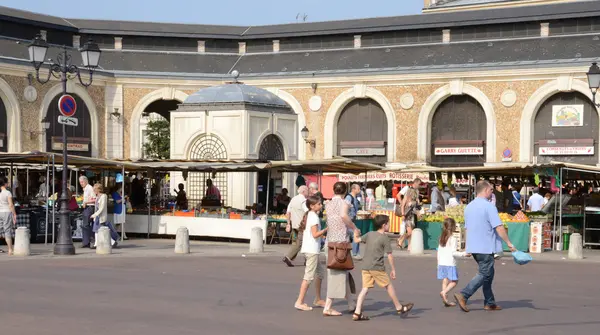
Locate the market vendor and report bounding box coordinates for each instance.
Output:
[275,188,291,214]
[205,179,221,202]
[430,182,445,213]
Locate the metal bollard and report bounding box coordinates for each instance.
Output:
[96,226,112,255]
[14,227,31,256]
[568,233,583,260]
[409,228,424,255]
[249,227,264,253]
[174,227,190,254]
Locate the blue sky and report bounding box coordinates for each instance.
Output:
[3,0,424,25]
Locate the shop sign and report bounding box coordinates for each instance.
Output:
[337,172,470,184]
[552,105,584,127]
[539,146,594,155]
[340,147,385,156]
[51,142,89,152]
[434,147,483,155]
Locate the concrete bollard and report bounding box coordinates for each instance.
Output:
[174,227,190,254]
[96,227,112,255]
[249,227,264,253]
[568,233,583,260]
[14,227,30,256]
[409,228,424,255]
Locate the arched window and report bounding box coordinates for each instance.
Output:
[430,95,487,167]
[533,92,599,164]
[336,98,387,164]
[45,93,92,157]
[187,134,228,205]
[0,97,7,152]
[259,134,285,161]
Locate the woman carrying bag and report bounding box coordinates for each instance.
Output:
[323,182,359,317]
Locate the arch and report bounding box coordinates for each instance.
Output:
[40,82,98,156]
[130,87,189,159]
[520,79,598,163]
[266,88,306,159]
[324,85,397,162]
[257,133,286,160]
[418,82,496,163]
[185,133,229,206]
[0,78,22,152]
[183,129,233,161]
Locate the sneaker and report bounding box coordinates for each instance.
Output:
[282,257,294,267]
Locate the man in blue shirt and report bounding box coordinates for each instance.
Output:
[345,184,361,257]
[454,180,516,313]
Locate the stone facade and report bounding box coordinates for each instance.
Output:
[0,67,595,166]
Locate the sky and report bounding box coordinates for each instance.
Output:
[2,0,424,25]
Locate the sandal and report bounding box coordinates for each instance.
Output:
[313,300,326,308]
[352,313,370,321]
[294,303,313,311]
[323,309,342,317]
[440,293,455,307]
[397,302,414,315]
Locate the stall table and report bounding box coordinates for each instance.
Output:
[415,221,531,252]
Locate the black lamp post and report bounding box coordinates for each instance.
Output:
[586,62,600,107]
[28,34,101,255]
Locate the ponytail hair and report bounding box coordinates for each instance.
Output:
[298,195,321,232]
[439,218,457,247]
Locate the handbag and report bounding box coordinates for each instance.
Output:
[327,241,354,270]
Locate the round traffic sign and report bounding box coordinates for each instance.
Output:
[58,94,77,117]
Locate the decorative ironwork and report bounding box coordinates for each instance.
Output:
[187,134,228,206]
[259,134,285,161]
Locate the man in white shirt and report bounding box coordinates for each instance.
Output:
[283,186,309,267]
[527,187,545,212]
[79,176,96,248]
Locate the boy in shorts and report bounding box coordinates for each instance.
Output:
[352,215,414,321]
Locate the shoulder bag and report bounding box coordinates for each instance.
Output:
[327,241,354,270]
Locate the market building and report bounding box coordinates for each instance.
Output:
[1,0,600,199]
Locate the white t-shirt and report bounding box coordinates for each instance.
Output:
[527,193,545,212]
[400,185,410,196]
[301,211,321,254]
[0,189,12,212]
[83,184,96,206]
[437,236,466,267]
[286,194,308,229]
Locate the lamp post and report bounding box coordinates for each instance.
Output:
[586,62,600,107]
[28,34,101,255]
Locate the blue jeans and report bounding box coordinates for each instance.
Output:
[348,229,360,256]
[461,254,496,306]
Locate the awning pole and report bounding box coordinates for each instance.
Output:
[26,168,29,196]
[52,154,56,245]
[147,172,151,239]
[9,162,13,194]
[45,155,50,246]
[558,167,563,251]
[121,165,125,243]
[265,169,271,216]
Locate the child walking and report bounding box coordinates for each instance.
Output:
[437,218,468,307]
[352,215,414,321]
[294,196,328,311]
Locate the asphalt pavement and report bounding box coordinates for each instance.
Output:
[0,244,598,335]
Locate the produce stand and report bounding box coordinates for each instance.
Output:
[502,222,530,252]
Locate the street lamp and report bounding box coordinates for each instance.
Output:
[28,34,102,255]
[300,126,316,147]
[586,62,600,107]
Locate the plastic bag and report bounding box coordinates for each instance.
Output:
[126,200,133,214]
[512,250,533,265]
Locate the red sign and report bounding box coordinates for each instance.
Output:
[434,147,483,155]
[58,94,77,117]
[539,146,594,155]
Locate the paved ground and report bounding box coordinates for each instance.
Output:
[0,240,599,335]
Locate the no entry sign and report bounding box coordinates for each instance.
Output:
[58,94,77,117]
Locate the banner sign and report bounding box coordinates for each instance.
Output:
[539,146,594,156]
[340,147,385,156]
[51,142,89,152]
[434,147,484,155]
[337,172,470,184]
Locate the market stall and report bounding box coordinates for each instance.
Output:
[125,158,383,243]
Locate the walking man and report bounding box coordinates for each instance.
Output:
[345,184,361,258]
[454,180,516,312]
[79,176,96,248]
[283,186,309,267]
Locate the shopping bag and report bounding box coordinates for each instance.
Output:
[512,250,533,265]
[126,200,133,214]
